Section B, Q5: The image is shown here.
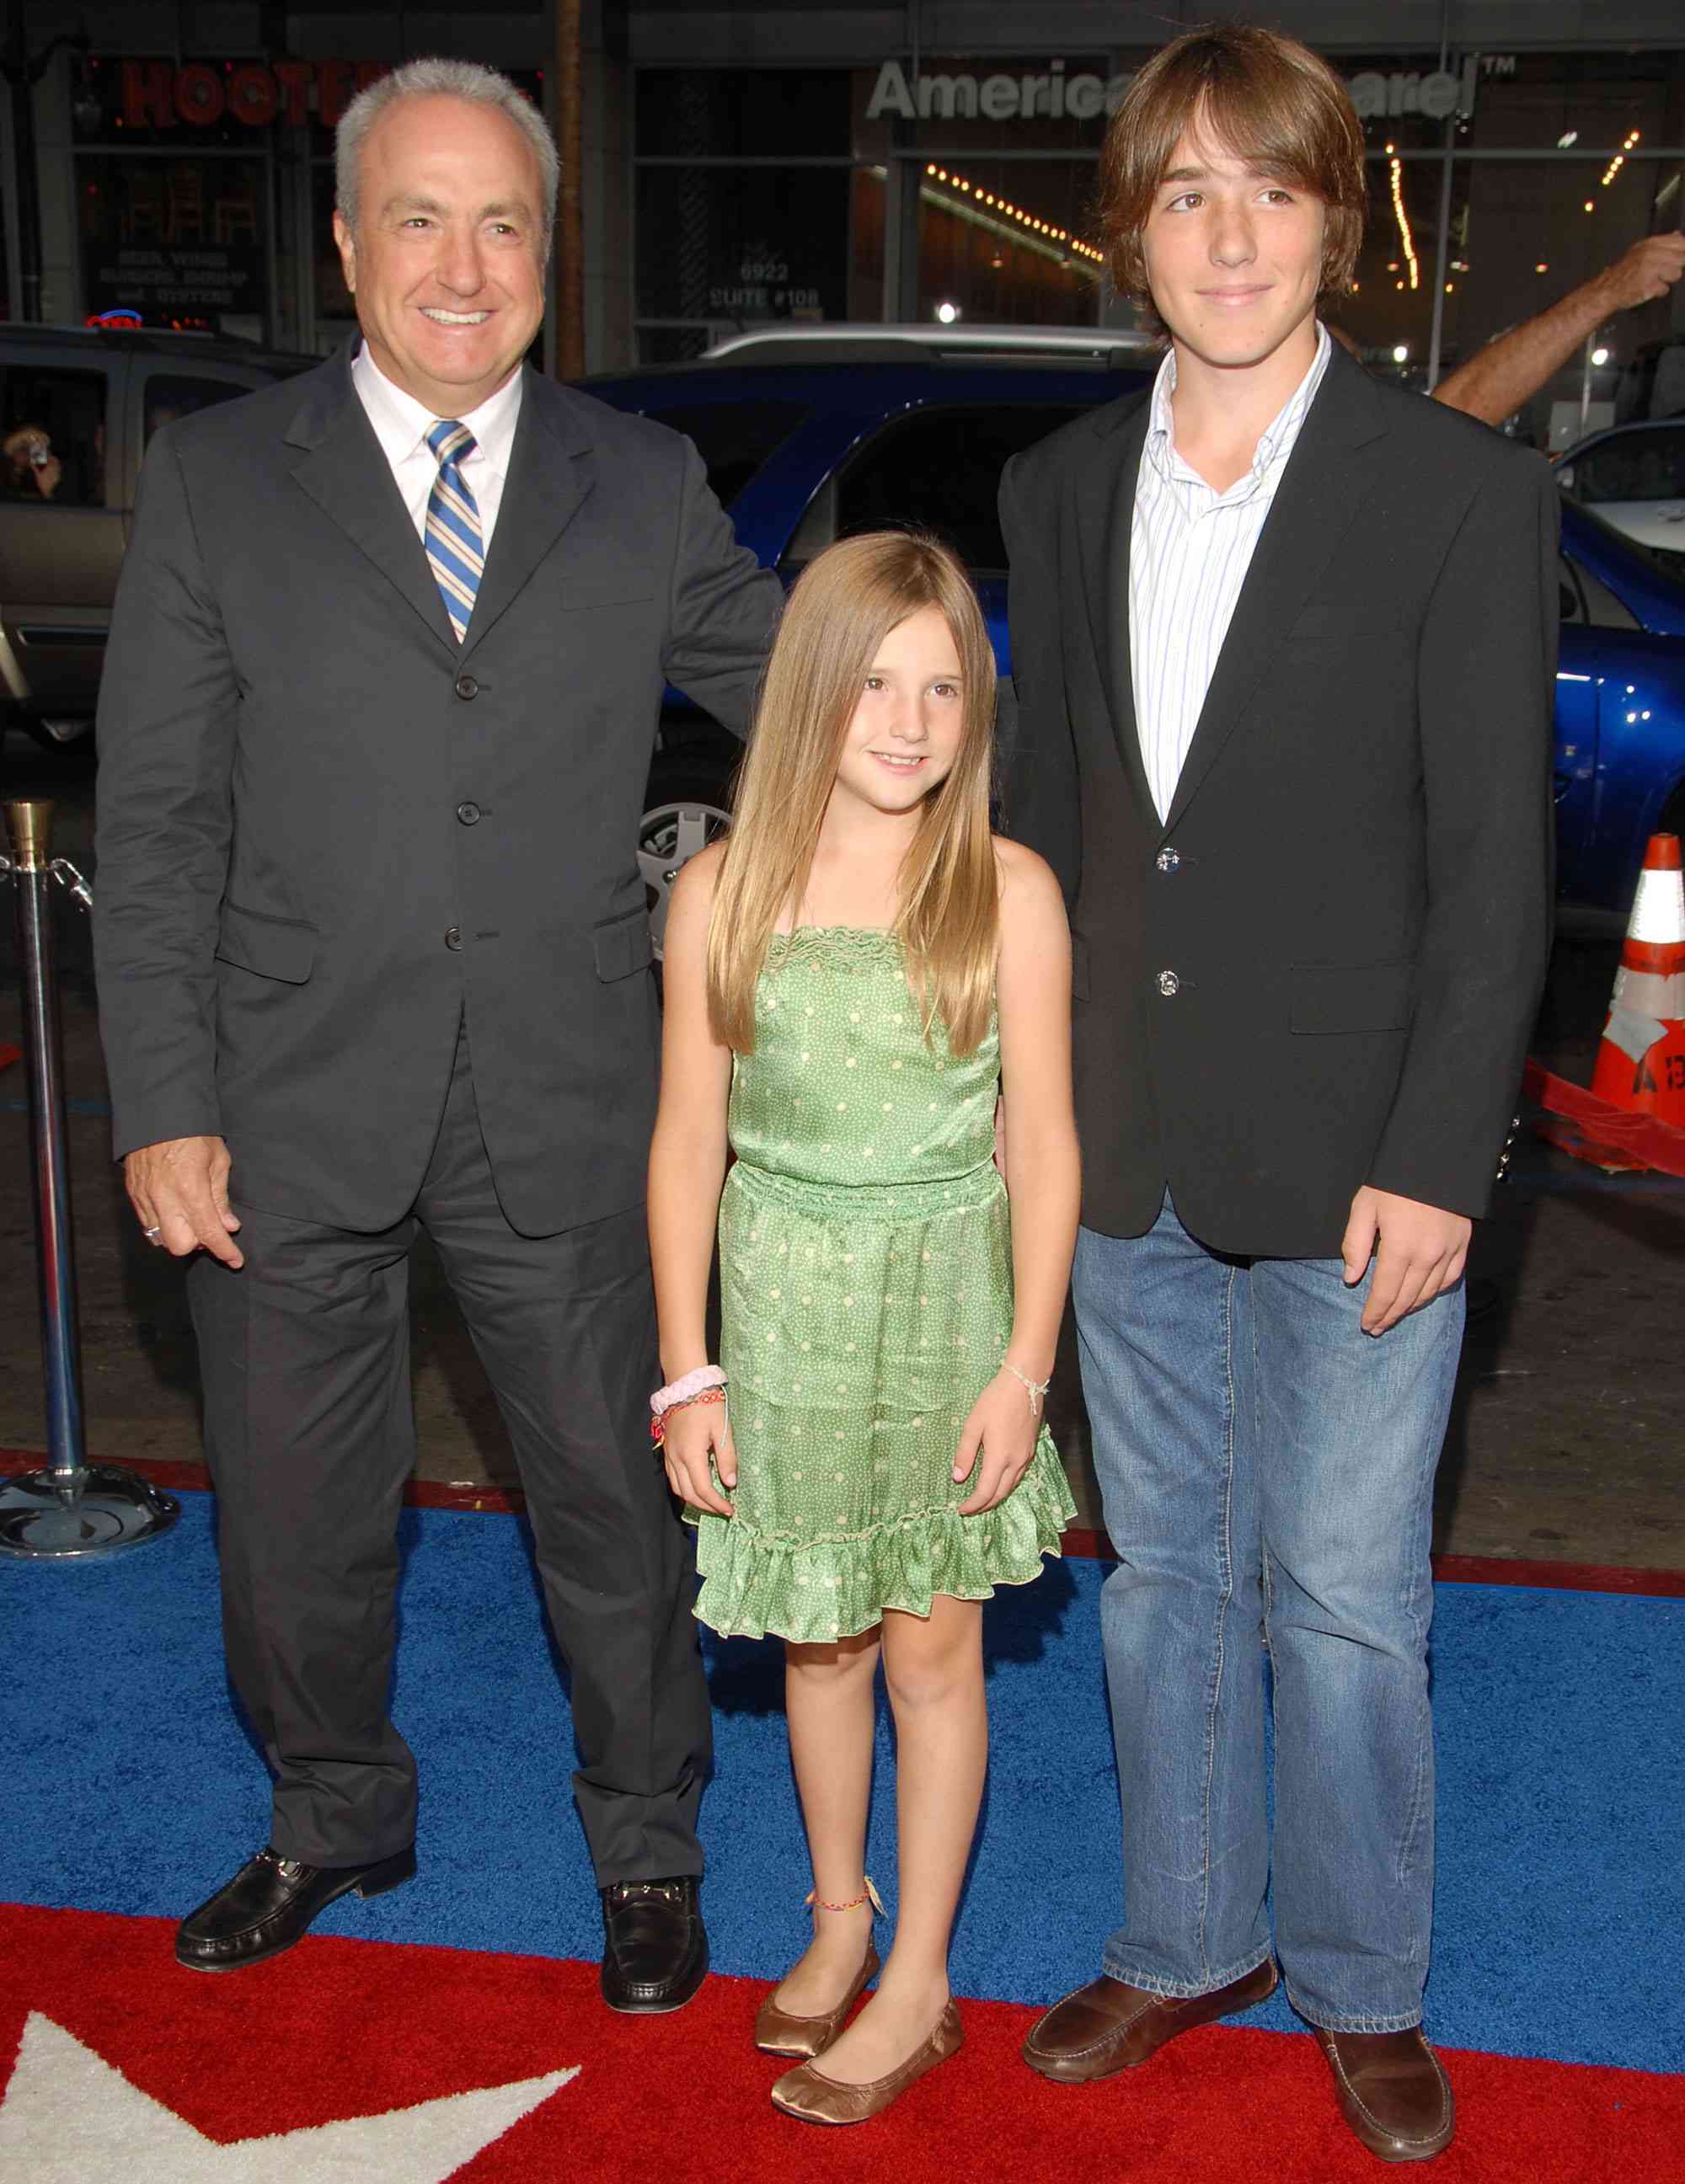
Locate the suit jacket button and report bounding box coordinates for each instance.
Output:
[456,801,482,825]
[445,926,463,951]
[1157,969,1180,997]
[1156,846,1180,873]
[455,673,479,700]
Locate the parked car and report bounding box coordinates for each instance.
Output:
[0,323,314,758]
[1554,417,1685,579]
[586,330,1685,942]
[586,326,1157,948]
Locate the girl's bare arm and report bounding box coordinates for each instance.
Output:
[647,846,737,1513]
[994,841,1081,1379]
[955,841,1080,1514]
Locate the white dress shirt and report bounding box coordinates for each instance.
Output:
[350,342,523,552]
[1130,321,1331,823]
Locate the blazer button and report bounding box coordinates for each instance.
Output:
[444,926,463,951]
[456,801,482,825]
[1156,846,1180,873]
[455,673,479,700]
[1156,969,1180,997]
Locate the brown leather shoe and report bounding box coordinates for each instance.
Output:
[770,2001,963,2124]
[754,1944,881,2059]
[1022,1958,1277,2083]
[1314,2026,1454,2163]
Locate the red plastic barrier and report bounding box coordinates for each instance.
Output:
[1522,1058,1685,1177]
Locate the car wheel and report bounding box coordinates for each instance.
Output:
[639,768,733,959]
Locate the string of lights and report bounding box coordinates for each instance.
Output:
[922,163,1106,268]
[1601,128,1641,190]
[1386,146,1419,292]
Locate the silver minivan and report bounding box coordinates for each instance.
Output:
[0,323,313,755]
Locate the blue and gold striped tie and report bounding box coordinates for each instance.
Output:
[424,419,484,643]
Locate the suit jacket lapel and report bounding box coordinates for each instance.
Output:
[283,345,457,654]
[1162,344,1392,834]
[458,371,595,661]
[1077,394,1157,820]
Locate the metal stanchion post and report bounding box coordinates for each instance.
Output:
[0,798,178,1557]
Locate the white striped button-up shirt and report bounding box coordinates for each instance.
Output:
[1129,322,1331,823]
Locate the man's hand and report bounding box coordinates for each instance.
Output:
[123,1135,243,1268]
[1594,232,1685,315]
[1340,1185,1469,1336]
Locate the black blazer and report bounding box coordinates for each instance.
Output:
[94,345,783,1236]
[1000,342,1558,1258]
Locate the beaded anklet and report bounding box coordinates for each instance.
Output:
[805,1877,885,1914]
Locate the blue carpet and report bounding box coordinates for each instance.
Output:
[0,1498,1678,2075]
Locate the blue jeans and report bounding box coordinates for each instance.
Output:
[1074,1191,1463,2032]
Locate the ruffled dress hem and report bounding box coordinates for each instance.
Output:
[688,1438,1076,1644]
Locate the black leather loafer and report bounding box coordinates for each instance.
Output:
[600,1876,709,2013]
[175,1844,416,1972]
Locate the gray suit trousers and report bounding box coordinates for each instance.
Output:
[187,1022,710,1881]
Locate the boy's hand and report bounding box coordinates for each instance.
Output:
[1341,1185,1470,1335]
[954,1371,1040,1514]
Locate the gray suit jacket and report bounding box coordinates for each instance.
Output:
[94,344,781,1235]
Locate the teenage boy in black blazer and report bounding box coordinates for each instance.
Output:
[1001,29,1554,2164]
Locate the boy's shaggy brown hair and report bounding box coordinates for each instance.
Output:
[1097,24,1367,329]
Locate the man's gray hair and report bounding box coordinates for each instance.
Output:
[336,57,559,253]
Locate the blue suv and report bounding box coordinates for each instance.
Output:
[585,334,1685,944]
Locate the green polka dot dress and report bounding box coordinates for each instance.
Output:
[689,926,1074,1643]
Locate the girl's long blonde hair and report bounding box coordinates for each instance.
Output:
[707,529,999,1057]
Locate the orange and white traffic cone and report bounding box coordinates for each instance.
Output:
[1588,832,1685,1157]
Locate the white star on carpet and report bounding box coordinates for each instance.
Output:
[0,2012,579,2181]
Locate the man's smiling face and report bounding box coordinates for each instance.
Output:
[334,93,547,415]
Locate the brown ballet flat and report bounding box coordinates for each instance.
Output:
[770,2000,964,2125]
[754,1942,881,2059]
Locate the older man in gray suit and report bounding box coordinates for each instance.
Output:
[94,57,780,2008]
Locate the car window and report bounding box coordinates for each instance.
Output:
[830,404,1089,573]
[640,399,809,509]
[1566,425,1685,506]
[142,373,251,447]
[1559,548,1640,632]
[0,366,110,507]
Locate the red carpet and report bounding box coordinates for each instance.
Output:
[1,1904,1677,2182]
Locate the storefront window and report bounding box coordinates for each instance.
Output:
[914,158,1104,328]
[636,163,853,359]
[629,40,1685,386]
[1329,45,1685,436]
[1326,154,1445,387]
[78,156,270,339]
[1439,156,1683,445]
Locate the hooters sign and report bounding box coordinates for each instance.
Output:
[120,59,389,131]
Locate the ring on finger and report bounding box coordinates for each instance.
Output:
[142,1224,163,1243]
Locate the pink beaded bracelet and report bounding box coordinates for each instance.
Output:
[650,1364,728,1418]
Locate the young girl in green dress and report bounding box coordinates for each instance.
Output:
[648,529,1079,2125]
